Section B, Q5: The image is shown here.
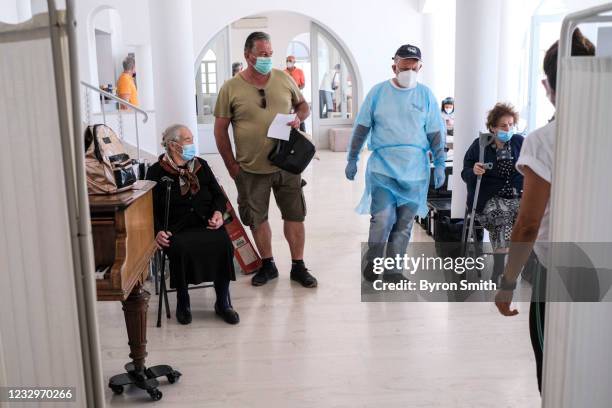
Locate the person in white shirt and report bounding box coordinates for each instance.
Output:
[319,64,340,117]
[494,28,595,393]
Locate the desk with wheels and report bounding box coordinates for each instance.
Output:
[90,180,181,401]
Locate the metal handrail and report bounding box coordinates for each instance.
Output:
[80,80,147,162]
[80,80,148,122]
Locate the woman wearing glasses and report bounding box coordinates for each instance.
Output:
[461,103,524,284]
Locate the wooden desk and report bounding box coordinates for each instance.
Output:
[91,180,157,302]
[90,180,179,400]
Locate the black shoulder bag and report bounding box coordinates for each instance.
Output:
[268,128,316,174]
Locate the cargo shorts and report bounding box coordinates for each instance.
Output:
[234,168,307,229]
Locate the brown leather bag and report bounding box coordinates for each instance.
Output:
[84,124,136,194]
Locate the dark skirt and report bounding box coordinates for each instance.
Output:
[165,225,236,289]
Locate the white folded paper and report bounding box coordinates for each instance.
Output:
[267,113,296,141]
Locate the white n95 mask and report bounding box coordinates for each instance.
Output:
[397,70,418,89]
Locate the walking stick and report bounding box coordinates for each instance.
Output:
[157,176,173,327]
[463,132,494,256]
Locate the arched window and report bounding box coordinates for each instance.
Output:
[287,40,310,61]
[200,49,217,94]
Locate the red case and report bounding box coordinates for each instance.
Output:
[222,190,262,274]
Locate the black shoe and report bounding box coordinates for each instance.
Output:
[251,262,279,286]
[176,306,192,325]
[363,261,378,282]
[214,301,240,325]
[176,288,191,324]
[290,264,318,288]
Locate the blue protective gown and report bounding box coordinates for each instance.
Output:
[353,80,446,217]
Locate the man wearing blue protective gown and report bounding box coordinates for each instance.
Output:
[345,44,446,282]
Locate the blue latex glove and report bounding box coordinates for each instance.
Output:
[345,125,369,181]
[345,160,358,180]
[434,166,446,189]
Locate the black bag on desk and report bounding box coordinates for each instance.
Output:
[268,128,316,174]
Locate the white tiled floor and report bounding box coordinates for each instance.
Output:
[98,151,541,407]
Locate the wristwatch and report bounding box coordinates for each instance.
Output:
[499,275,517,291]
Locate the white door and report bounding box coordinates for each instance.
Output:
[310,22,358,149]
[196,26,231,154]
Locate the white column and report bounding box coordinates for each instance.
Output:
[149,0,198,152]
[0,0,31,23]
[135,44,155,111]
[419,2,456,103]
[419,13,438,92]
[450,0,502,218]
[496,0,512,102]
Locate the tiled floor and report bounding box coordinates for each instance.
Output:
[98,151,540,407]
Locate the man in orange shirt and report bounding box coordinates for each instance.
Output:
[284,55,305,90]
[116,56,139,109]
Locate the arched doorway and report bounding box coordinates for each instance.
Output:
[194,11,361,153]
[86,6,124,114]
[310,21,356,143]
[287,32,312,132]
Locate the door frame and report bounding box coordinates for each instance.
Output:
[310,21,358,143]
[527,13,563,132]
[194,25,231,153]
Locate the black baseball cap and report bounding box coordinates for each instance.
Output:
[393,44,422,61]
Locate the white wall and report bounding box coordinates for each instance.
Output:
[74,0,424,155]
[566,0,611,11]
[75,0,159,154]
[192,0,423,104]
[0,0,56,23]
[228,12,311,72]
[75,0,152,87]
[196,27,230,153]
[419,0,456,104]
[90,8,125,99]
[94,30,114,86]
[0,0,31,23]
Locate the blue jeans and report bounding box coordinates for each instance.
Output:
[319,90,333,117]
[365,187,417,275]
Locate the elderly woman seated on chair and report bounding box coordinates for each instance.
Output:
[146,124,239,325]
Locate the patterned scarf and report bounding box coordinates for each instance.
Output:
[159,154,202,195]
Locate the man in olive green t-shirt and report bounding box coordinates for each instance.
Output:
[214,31,317,289]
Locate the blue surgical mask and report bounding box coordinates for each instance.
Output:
[254,57,273,75]
[496,129,514,143]
[181,143,197,161]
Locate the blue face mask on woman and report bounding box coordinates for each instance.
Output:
[180,143,197,161]
[496,129,514,143]
[254,57,273,75]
